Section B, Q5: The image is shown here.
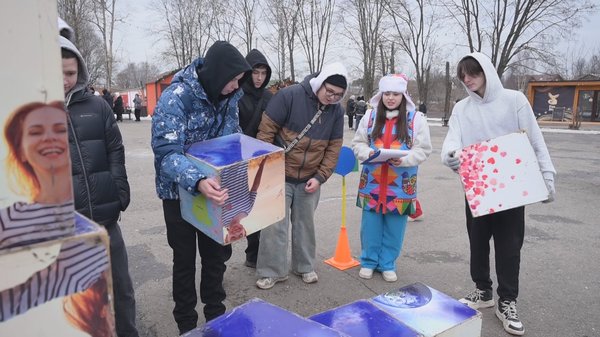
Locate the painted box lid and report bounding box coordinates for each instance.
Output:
[183,298,350,337]
[310,299,423,337]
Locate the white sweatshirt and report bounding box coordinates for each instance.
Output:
[352,109,432,167]
[441,52,556,176]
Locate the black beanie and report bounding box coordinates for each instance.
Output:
[324,74,347,89]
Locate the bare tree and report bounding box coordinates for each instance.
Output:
[262,0,300,81]
[89,0,121,89]
[114,62,161,89]
[232,0,260,54]
[443,0,597,77]
[296,0,336,74]
[57,0,107,85]
[341,0,386,97]
[385,0,440,105]
[153,0,215,68]
[212,0,237,42]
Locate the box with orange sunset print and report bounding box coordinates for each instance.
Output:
[179,133,285,245]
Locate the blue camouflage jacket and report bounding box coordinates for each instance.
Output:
[151,57,243,200]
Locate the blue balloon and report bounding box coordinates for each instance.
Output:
[334,146,356,176]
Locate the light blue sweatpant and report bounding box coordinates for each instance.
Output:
[360,210,408,272]
[257,182,320,278]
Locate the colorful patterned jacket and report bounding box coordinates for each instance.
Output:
[352,109,432,215]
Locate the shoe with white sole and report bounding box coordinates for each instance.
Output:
[459,288,495,309]
[293,271,318,284]
[496,300,525,335]
[256,276,288,290]
[382,270,397,282]
[358,268,374,279]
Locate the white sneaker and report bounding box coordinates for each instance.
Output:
[382,270,397,282]
[496,300,525,335]
[294,271,318,284]
[358,268,374,279]
[256,276,288,290]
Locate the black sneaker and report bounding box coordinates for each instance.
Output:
[496,300,524,335]
[244,260,257,268]
[458,288,495,309]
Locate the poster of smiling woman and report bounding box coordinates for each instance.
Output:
[0,1,115,336]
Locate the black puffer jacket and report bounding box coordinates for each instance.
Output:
[61,36,130,227]
[67,90,129,226]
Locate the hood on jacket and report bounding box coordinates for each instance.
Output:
[197,41,251,105]
[308,62,348,103]
[60,36,89,98]
[460,52,503,103]
[243,49,272,92]
[58,17,75,41]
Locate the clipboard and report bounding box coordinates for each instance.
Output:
[362,149,410,164]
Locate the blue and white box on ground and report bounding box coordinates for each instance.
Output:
[183,298,351,337]
[372,283,482,337]
[179,133,285,245]
[310,299,424,337]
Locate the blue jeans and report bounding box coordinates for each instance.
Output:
[359,210,408,271]
[257,182,320,277]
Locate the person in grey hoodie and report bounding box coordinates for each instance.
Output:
[61,35,139,337]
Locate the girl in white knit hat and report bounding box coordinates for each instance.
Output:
[351,74,432,282]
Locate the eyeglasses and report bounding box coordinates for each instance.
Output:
[323,84,345,99]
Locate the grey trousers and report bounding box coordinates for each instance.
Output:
[256,182,320,278]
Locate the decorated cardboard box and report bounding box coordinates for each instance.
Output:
[183,298,350,337]
[310,299,423,337]
[0,213,115,336]
[179,133,285,245]
[457,131,548,217]
[372,283,482,337]
[0,0,75,250]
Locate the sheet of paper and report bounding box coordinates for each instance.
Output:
[362,149,410,164]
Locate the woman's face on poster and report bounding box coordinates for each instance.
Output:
[20,106,70,174]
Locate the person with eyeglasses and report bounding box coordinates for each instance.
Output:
[255,62,348,290]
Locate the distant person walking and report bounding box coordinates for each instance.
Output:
[114,95,124,122]
[133,93,142,122]
[102,89,113,110]
[346,95,356,129]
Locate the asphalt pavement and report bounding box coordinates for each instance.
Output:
[118,116,600,337]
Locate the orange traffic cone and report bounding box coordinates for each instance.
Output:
[325,226,360,270]
[324,175,360,270]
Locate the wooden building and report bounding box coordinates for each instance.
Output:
[527,78,600,122]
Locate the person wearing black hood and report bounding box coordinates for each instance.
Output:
[238,49,273,268]
[151,41,251,334]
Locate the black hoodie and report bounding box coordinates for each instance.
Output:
[197,41,251,106]
[238,49,273,137]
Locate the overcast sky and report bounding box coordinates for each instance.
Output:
[113,1,600,79]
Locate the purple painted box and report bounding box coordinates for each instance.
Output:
[183,298,350,337]
[310,299,423,337]
[179,133,285,245]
